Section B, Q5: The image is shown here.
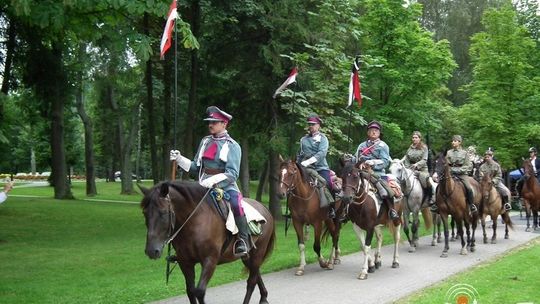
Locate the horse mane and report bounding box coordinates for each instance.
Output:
[293,160,310,184]
[140,180,208,209]
[341,161,355,175]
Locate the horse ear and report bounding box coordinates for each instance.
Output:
[279,154,284,163]
[137,183,150,196]
[159,182,170,197]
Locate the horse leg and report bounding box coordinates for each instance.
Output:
[255,275,269,304]
[374,225,384,269]
[293,221,306,276]
[312,222,328,269]
[471,214,478,252]
[525,204,531,232]
[412,210,420,248]
[491,214,498,244]
[240,261,262,304]
[450,217,456,241]
[402,211,413,252]
[481,215,488,244]
[441,214,450,258]
[328,220,341,267]
[179,261,198,304]
[353,224,371,279]
[437,214,443,243]
[456,220,467,255]
[534,210,539,231]
[195,257,219,304]
[391,222,401,268]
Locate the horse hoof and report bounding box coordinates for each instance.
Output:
[326,263,334,270]
[358,273,368,280]
[319,261,329,269]
[437,237,442,243]
[334,258,341,265]
[491,239,497,244]
[368,266,376,273]
[460,248,468,255]
[259,299,269,304]
[431,240,436,246]
[505,235,509,239]
[441,252,448,258]
[525,227,531,232]
[392,262,399,268]
[450,237,456,242]
[375,261,381,269]
[295,269,304,276]
[470,246,476,252]
[408,246,416,253]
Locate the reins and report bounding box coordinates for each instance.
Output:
[165,188,212,245]
[283,167,318,201]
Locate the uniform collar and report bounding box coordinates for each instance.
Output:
[212,130,229,139]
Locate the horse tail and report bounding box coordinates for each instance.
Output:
[262,223,276,263]
[421,207,433,230]
[502,212,514,230]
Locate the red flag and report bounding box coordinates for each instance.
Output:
[160,0,178,60]
[273,67,298,98]
[348,60,362,107]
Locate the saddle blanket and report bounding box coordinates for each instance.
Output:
[225,200,267,235]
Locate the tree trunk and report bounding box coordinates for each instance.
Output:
[47,42,73,199]
[1,18,16,97]
[184,0,200,159]
[268,150,282,220]
[75,79,97,196]
[144,13,159,184]
[240,139,250,197]
[256,159,268,202]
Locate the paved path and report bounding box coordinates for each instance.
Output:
[151,213,540,304]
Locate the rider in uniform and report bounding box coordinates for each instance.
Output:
[445,135,477,214]
[479,148,512,211]
[170,106,249,257]
[402,131,433,206]
[353,120,400,222]
[516,147,540,196]
[297,114,336,218]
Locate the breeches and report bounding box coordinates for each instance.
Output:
[227,190,244,217]
[495,183,510,197]
[318,169,333,191]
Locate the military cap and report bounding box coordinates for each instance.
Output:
[452,135,462,142]
[203,106,232,123]
[367,120,382,130]
[484,148,494,156]
[529,147,537,153]
[307,114,322,125]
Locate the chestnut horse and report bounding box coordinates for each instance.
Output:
[140,181,275,304]
[479,173,513,243]
[340,161,402,280]
[521,159,540,231]
[278,159,341,276]
[434,153,480,257]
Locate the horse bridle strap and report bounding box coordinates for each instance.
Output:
[165,188,212,245]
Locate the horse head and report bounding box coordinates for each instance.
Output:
[140,182,175,259]
[434,152,448,181]
[278,159,299,199]
[340,160,364,204]
[522,158,535,178]
[479,173,493,202]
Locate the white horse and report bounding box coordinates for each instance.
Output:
[389,159,432,252]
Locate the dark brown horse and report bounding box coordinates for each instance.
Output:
[434,153,480,257]
[278,159,341,276]
[479,173,513,243]
[340,161,402,280]
[140,181,275,304]
[521,159,540,231]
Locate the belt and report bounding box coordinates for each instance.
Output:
[203,168,225,174]
[449,164,462,167]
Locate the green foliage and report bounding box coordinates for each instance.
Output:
[458,4,540,168]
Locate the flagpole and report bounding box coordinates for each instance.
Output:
[288,82,297,157]
[171,0,179,181]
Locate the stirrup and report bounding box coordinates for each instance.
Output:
[430,204,438,213]
[389,208,399,220]
[504,203,512,211]
[469,204,478,213]
[328,208,336,219]
[234,239,249,258]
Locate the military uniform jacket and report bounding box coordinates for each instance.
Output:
[190,131,241,192]
[402,144,429,172]
[446,148,472,176]
[530,157,540,176]
[479,159,503,184]
[297,132,330,171]
[354,139,391,174]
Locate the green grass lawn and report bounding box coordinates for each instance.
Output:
[396,238,540,304]
[1,181,410,304]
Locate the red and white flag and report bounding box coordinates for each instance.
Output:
[160,0,178,60]
[273,67,298,98]
[348,60,362,108]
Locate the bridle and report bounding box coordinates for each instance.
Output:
[281,164,317,201]
[342,168,370,205]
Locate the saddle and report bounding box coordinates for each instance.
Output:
[209,188,266,236]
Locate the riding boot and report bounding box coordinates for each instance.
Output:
[386,199,400,225]
[234,216,251,258]
[502,195,511,211]
[374,180,389,199]
[328,203,336,219]
[466,191,477,214]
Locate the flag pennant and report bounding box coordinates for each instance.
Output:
[160,0,178,60]
[273,67,298,99]
[348,59,362,108]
